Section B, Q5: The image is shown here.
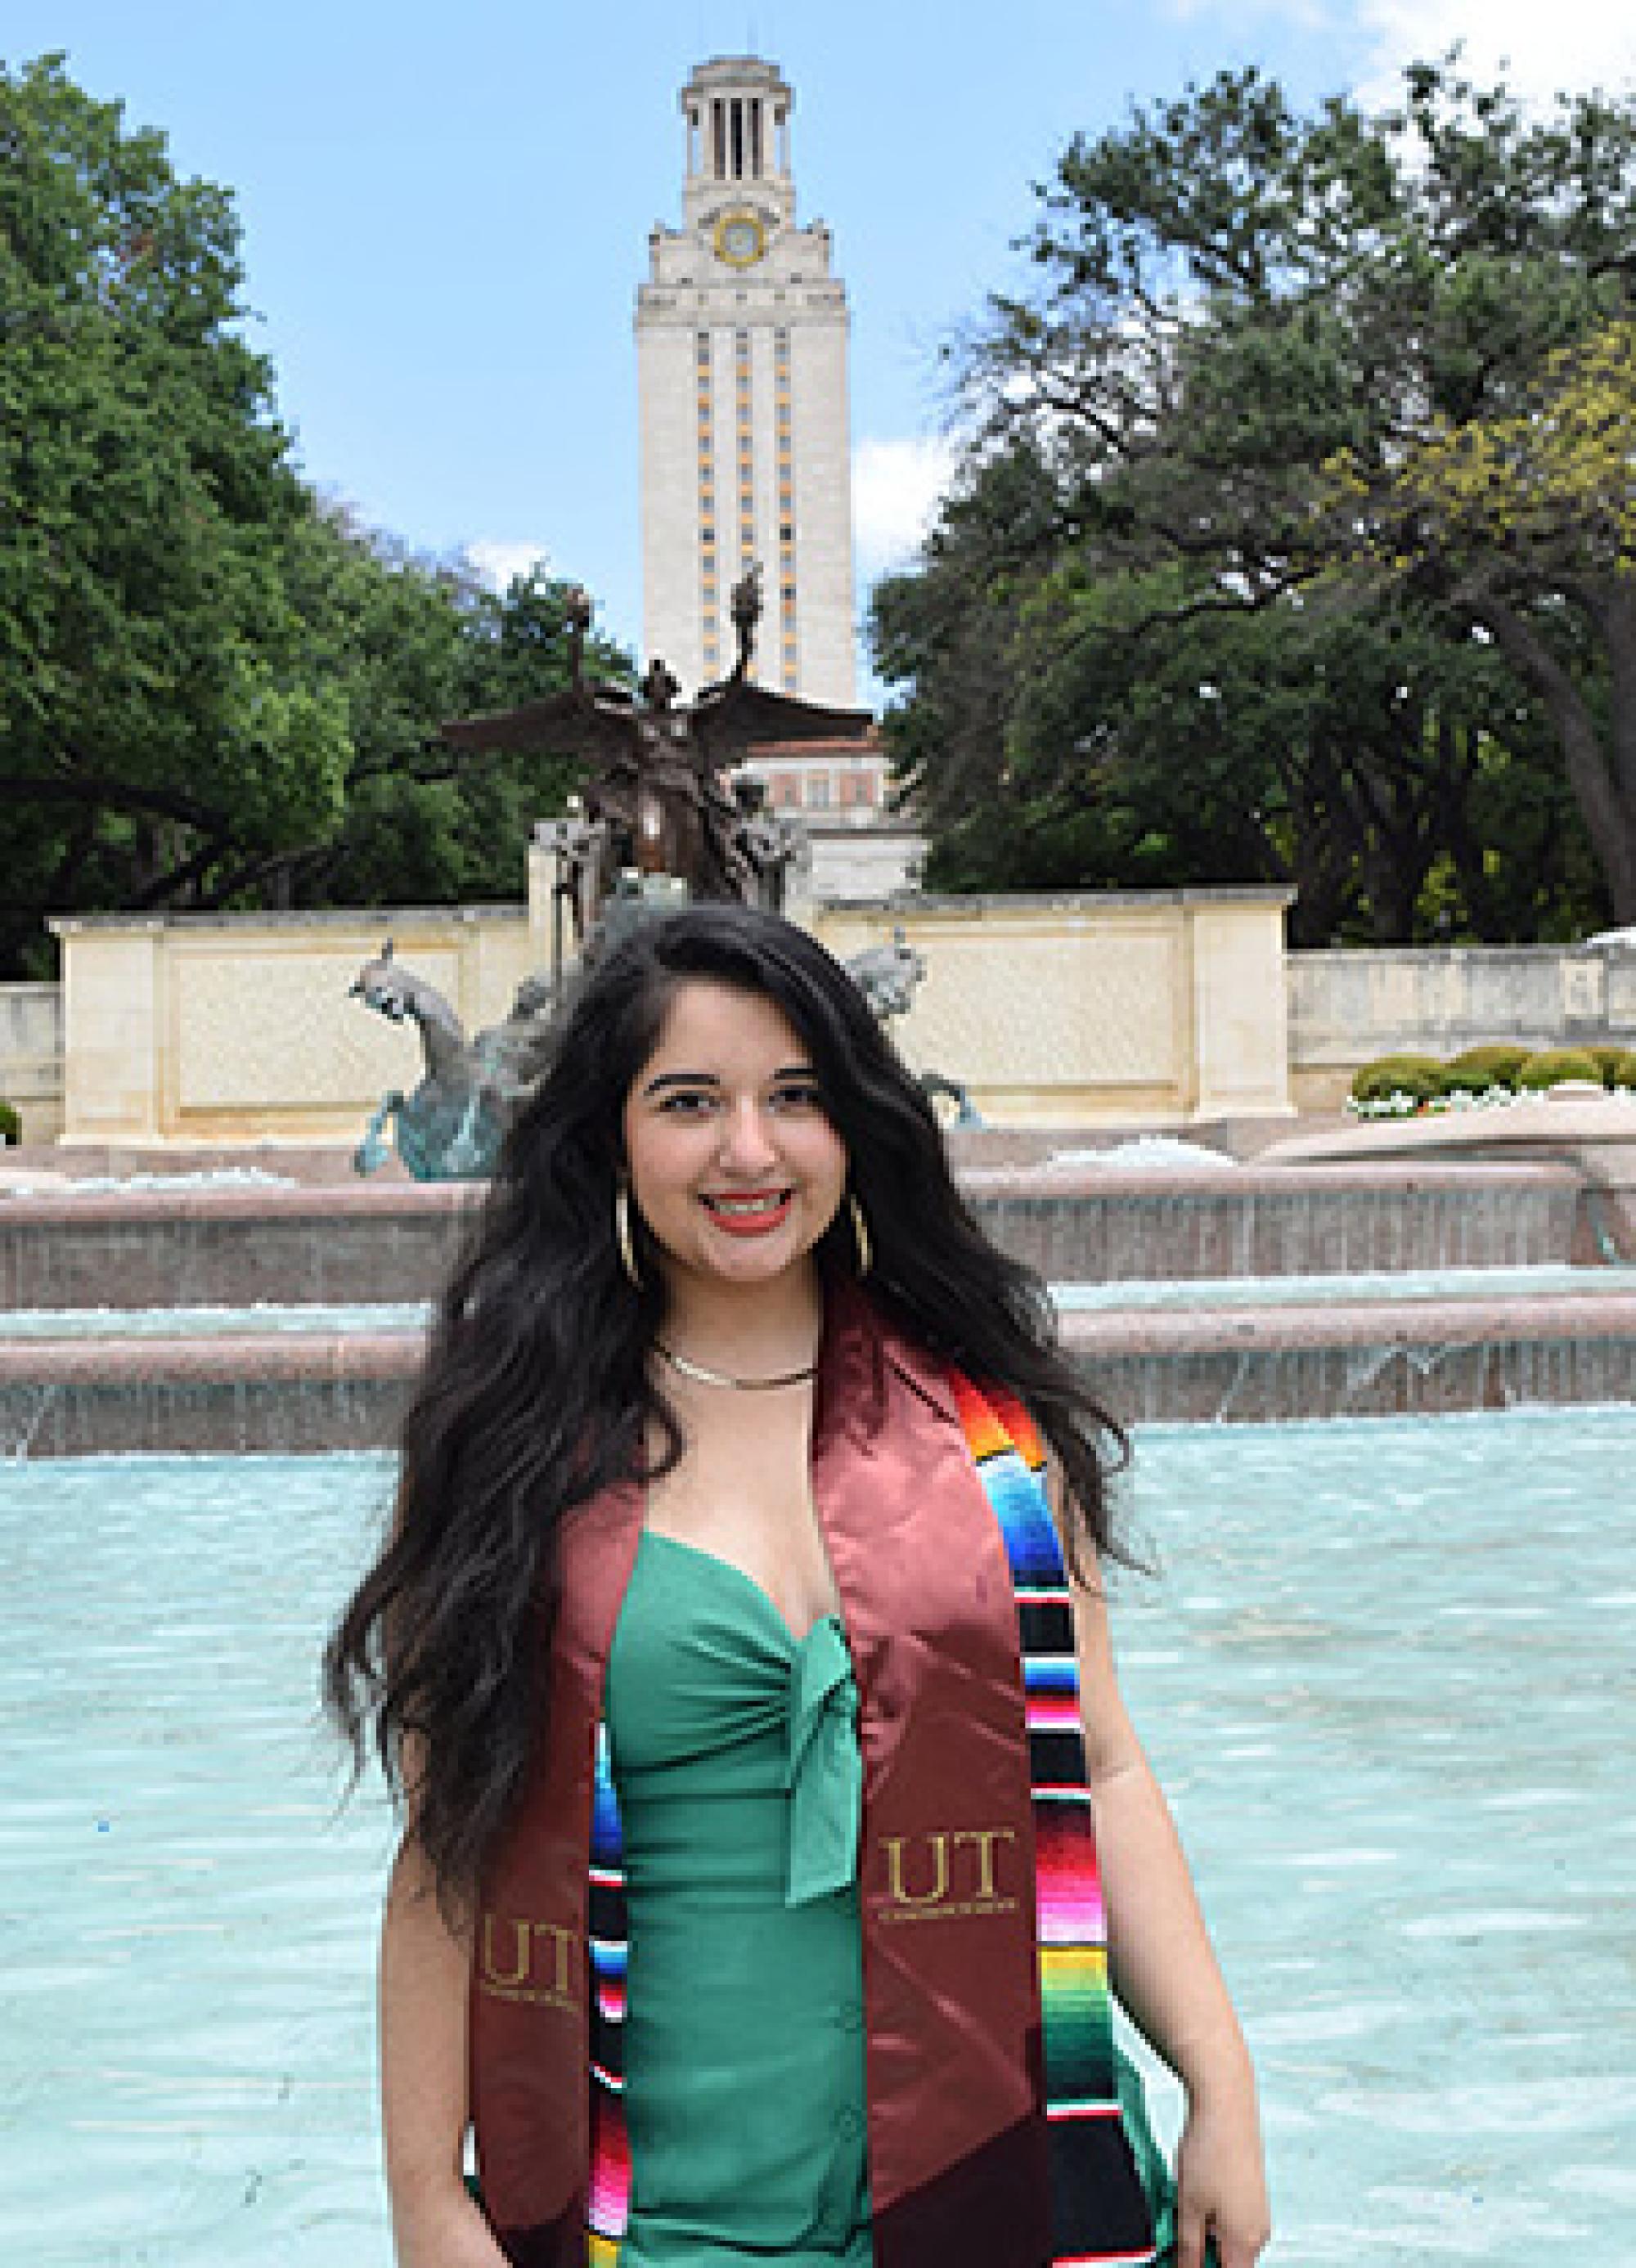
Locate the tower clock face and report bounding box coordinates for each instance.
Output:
[713,209,768,267]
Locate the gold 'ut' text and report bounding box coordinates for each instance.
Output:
[477,1915,579,2009]
[875,1828,1018,1924]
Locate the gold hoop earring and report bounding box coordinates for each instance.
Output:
[614,1186,642,1290]
[848,1194,872,1279]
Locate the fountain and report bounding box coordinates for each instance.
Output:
[3,1143,1632,1452]
[3,564,1631,1449]
[7,1408,1636,2261]
[349,573,867,1179]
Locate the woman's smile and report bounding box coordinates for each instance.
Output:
[699,1187,796,1233]
[622,980,848,1300]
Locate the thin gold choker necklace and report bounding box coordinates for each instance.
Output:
[654,1341,819,1392]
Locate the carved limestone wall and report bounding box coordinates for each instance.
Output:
[0,984,64,1143]
[44,891,1294,1142]
[48,909,534,1144]
[811,891,1295,1125]
[1289,941,1636,1109]
[31,905,1636,1145]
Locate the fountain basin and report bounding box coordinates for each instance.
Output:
[0,1162,1592,1310]
[1058,1291,1636,1425]
[2,1157,1629,1450]
[0,1183,475,1311]
[0,1331,416,1457]
[6,1412,1636,2265]
[960,1161,1587,1277]
[1261,1094,1636,1261]
[5,1287,1633,1453]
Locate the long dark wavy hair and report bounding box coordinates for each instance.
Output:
[325,903,1129,1915]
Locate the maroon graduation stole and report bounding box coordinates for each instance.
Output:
[469,1287,1157,2266]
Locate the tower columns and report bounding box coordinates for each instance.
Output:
[636,56,854,705]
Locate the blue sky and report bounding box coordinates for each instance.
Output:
[7,1,1632,696]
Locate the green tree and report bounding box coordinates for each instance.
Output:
[870,438,1060,867]
[1002,574,1599,943]
[283,523,627,911]
[1333,315,1636,916]
[0,57,627,972]
[0,54,346,968]
[922,57,1636,923]
[874,483,1596,942]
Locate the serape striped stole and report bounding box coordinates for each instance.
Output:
[950,1372,1160,2266]
[586,1727,628,2266]
[578,1366,1157,2268]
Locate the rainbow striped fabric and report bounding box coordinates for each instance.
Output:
[951,1373,1162,2266]
[581,1370,1160,2266]
[587,1724,630,2261]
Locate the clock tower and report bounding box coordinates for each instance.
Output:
[636,57,856,704]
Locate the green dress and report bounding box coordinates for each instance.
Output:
[605,1529,873,2266]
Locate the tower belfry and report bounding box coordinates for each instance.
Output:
[636,56,856,704]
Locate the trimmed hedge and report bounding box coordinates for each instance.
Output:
[1350,1042,1636,1109]
[1350,1053,1448,1106]
[1445,1043,1530,1090]
[0,1100,19,1145]
[1517,1049,1604,1090]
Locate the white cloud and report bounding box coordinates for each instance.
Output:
[852,434,961,582]
[1356,0,1636,108]
[464,538,551,592]
[1161,0,1634,105]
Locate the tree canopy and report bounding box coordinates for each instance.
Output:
[0,56,622,977]
[873,56,1636,935]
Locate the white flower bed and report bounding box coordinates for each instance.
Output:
[1347,1081,1636,1121]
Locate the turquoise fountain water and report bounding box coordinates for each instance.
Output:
[0,1262,1626,1344]
[2,1407,1632,2264]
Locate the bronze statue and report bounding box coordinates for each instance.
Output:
[348,942,556,1181]
[348,921,967,1182]
[844,926,926,1023]
[351,574,879,1179]
[439,569,869,945]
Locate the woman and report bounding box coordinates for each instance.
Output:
[326,904,1270,2268]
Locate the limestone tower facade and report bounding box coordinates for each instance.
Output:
[636,57,856,704]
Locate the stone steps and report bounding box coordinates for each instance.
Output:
[0,1161,1591,1310]
[5,1287,1634,1453]
[2,1161,1629,1450]
[1060,1291,1636,1427]
[961,1161,1589,1277]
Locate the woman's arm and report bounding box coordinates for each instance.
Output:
[1071,1565,1271,2268]
[379,1826,508,2268]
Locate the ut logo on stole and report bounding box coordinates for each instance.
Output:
[875,1828,1018,1924]
[477,1915,578,2010]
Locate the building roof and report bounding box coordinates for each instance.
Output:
[744,731,883,759]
